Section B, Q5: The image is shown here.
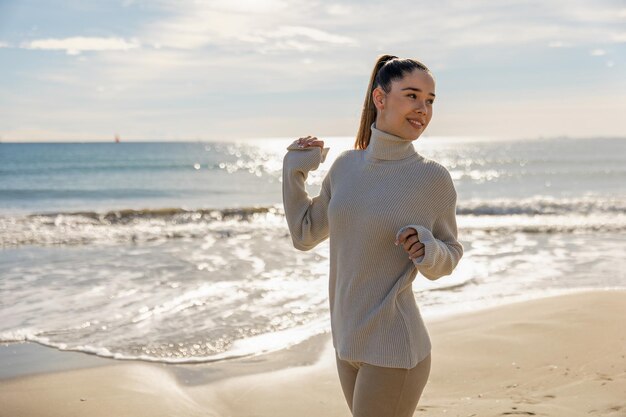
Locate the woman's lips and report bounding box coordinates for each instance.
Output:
[408,119,423,129]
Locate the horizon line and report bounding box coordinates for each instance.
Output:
[2,134,625,144]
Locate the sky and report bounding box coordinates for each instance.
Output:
[0,0,625,142]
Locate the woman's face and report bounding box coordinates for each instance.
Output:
[372,69,436,141]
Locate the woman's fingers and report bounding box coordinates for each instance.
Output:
[296,136,324,149]
[395,229,425,259]
[409,246,425,259]
[405,238,424,257]
[395,227,417,246]
[402,234,419,252]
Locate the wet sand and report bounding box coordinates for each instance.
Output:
[1,290,624,417]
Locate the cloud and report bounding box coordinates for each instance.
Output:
[254,25,357,53]
[199,0,289,14]
[46,0,360,89]
[134,0,287,50]
[326,4,352,16]
[560,5,626,24]
[548,41,569,48]
[14,0,624,97]
[137,0,355,53]
[5,0,626,141]
[21,37,141,55]
[266,26,355,45]
[357,0,626,51]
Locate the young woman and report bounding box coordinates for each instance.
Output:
[282,55,464,417]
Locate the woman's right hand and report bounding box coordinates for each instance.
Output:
[296,136,324,149]
[285,135,329,170]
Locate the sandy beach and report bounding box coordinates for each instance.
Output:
[1,289,624,417]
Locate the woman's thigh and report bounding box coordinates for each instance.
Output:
[352,354,431,417]
[335,351,360,411]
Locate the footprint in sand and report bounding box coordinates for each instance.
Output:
[588,405,623,415]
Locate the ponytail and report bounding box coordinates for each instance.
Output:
[354,55,432,150]
[354,54,396,150]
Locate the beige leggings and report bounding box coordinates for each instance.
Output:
[335,351,431,417]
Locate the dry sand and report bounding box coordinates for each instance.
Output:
[1,290,624,417]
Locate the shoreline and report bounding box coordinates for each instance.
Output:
[2,286,620,378]
[1,289,625,416]
[0,331,331,384]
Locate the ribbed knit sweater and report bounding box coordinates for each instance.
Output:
[282,123,464,368]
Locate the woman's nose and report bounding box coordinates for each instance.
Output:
[413,101,426,113]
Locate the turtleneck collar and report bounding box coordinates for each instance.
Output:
[365,122,418,161]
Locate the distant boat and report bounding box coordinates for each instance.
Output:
[115,134,120,143]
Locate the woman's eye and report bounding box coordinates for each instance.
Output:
[407,94,434,104]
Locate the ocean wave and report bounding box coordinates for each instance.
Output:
[0,206,285,248]
[462,222,626,234]
[30,206,277,223]
[457,196,626,216]
[1,197,625,248]
[19,196,626,220]
[0,321,331,365]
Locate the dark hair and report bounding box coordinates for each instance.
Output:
[354,55,432,150]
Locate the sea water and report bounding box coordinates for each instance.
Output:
[1,136,625,363]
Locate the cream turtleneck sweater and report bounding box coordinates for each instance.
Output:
[282,123,463,368]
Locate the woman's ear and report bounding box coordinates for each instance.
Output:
[372,87,385,111]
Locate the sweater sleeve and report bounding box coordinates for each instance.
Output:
[282,141,331,251]
[396,193,464,280]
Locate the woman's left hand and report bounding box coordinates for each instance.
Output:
[395,227,425,260]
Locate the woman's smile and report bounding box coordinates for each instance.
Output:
[407,119,424,129]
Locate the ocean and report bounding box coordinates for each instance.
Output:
[1,136,625,364]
